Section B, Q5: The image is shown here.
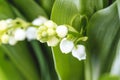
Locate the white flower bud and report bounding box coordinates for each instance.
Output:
[72,45,86,61]
[14,28,26,41]
[44,20,57,28]
[60,38,74,54]
[47,28,56,36]
[6,19,13,28]
[56,25,68,38]
[26,27,37,41]
[9,36,17,45]
[0,20,8,30]
[32,16,48,26]
[1,34,9,44]
[47,36,59,46]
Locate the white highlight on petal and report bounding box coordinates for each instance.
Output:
[0,20,8,30]
[9,36,17,45]
[72,45,86,61]
[26,27,37,41]
[32,16,48,26]
[47,36,59,46]
[14,28,26,41]
[56,25,68,38]
[60,38,74,54]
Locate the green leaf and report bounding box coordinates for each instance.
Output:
[87,2,120,80]
[117,0,120,19]
[99,74,120,80]
[38,0,55,17]
[9,0,48,21]
[1,42,40,80]
[51,0,92,79]
[0,47,25,80]
[0,0,15,19]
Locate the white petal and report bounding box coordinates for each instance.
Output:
[60,38,74,54]
[26,27,37,41]
[14,28,26,41]
[56,25,68,38]
[47,36,59,46]
[8,36,17,45]
[32,16,48,26]
[72,45,86,61]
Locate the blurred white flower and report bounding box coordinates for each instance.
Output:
[14,28,26,41]
[56,25,68,38]
[0,20,8,30]
[1,34,9,44]
[6,19,13,28]
[60,38,74,54]
[47,36,59,46]
[72,45,86,61]
[32,16,48,26]
[26,27,37,41]
[9,36,17,45]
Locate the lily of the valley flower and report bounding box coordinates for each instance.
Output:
[56,25,68,38]
[14,28,26,41]
[32,16,48,26]
[26,27,37,41]
[47,36,59,46]
[72,45,86,61]
[60,38,86,60]
[60,38,74,54]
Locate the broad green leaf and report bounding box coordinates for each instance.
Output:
[0,0,15,19]
[0,47,25,80]
[110,37,120,75]
[9,0,48,21]
[99,74,120,80]
[117,0,120,19]
[51,0,104,80]
[87,2,120,80]
[38,0,55,17]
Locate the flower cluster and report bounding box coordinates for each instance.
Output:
[0,16,87,61]
[36,19,87,61]
[0,16,47,45]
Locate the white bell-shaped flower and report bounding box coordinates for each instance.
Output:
[60,38,74,54]
[32,16,48,26]
[9,36,17,45]
[26,27,37,41]
[14,28,26,41]
[0,20,8,30]
[56,25,68,38]
[47,36,59,46]
[72,45,86,61]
